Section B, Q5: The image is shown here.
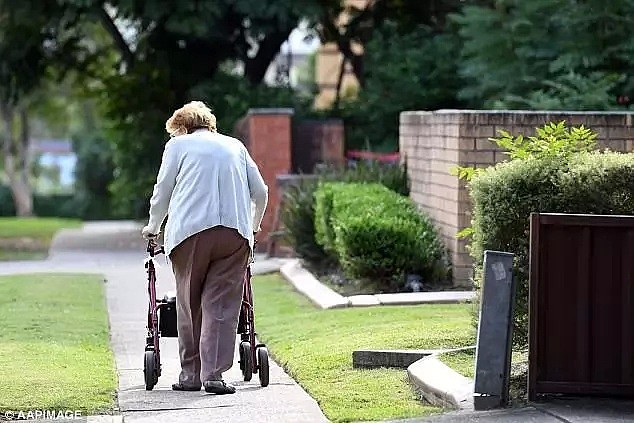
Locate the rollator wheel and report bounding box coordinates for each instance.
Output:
[144,350,157,390]
[257,347,269,387]
[239,341,252,382]
[239,342,245,371]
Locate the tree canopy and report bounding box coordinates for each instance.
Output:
[2,0,634,217]
[453,0,634,109]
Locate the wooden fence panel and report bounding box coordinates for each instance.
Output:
[529,213,634,400]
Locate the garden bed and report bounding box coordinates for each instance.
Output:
[304,261,458,296]
[253,272,475,422]
[303,262,379,296]
[281,164,451,296]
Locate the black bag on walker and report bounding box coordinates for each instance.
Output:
[159,292,178,337]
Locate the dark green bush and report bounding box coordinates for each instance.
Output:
[279,177,328,264]
[0,186,81,218]
[33,194,81,218]
[0,185,16,216]
[72,126,116,220]
[281,161,410,265]
[313,182,337,256]
[318,161,410,196]
[469,151,634,349]
[314,182,445,290]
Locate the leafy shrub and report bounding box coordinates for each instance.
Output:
[318,161,410,196]
[0,187,81,218]
[313,182,337,256]
[314,182,445,290]
[491,122,597,161]
[33,195,81,218]
[281,161,410,265]
[466,123,634,348]
[280,177,328,264]
[0,185,16,216]
[72,127,116,220]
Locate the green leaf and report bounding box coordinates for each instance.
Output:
[456,227,474,239]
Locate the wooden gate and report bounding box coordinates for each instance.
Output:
[529,213,634,400]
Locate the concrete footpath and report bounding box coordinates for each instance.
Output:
[390,397,634,422]
[1,222,328,423]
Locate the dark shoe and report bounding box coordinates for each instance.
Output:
[204,380,236,395]
[172,383,201,391]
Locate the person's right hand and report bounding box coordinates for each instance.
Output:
[142,225,158,240]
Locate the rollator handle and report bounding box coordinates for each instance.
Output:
[147,239,165,256]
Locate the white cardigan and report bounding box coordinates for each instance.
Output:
[145,129,268,256]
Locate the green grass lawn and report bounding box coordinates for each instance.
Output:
[0,217,81,239]
[0,273,117,414]
[253,274,475,422]
[0,217,81,261]
[0,250,46,261]
[437,349,531,404]
[437,350,475,379]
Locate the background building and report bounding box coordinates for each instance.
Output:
[29,139,76,194]
[314,0,369,109]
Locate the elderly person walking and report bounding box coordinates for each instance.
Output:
[142,101,268,395]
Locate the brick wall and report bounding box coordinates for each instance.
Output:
[236,109,345,253]
[400,110,634,286]
[292,119,345,173]
[243,108,294,248]
[317,120,346,167]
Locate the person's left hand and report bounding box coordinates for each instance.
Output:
[142,225,158,240]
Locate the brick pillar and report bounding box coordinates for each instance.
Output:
[245,108,294,250]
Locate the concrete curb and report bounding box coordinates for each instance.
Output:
[279,259,476,309]
[251,255,293,276]
[408,355,474,411]
[353,349,434,369]
[353,346,476,369]
[280,259,349,309]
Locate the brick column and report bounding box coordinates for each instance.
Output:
[245,108,294,249]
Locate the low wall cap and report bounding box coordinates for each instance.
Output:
[247,108,295,115]
[401,109,633,116]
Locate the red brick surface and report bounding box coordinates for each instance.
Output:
[246,112,293,248]
[320,122,345,166]
[400,110,634,287]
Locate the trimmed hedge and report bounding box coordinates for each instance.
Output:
[314,182,445,289]
[281,161,409,265]
[469,151,634,349]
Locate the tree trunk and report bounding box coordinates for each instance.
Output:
[333,38,364,88]
[1,103,33,217]
[245,28,295,85]
[333,56,347,110]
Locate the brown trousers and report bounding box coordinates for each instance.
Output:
[169,226,250,386]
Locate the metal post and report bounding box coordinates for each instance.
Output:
[473,250,516,410]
